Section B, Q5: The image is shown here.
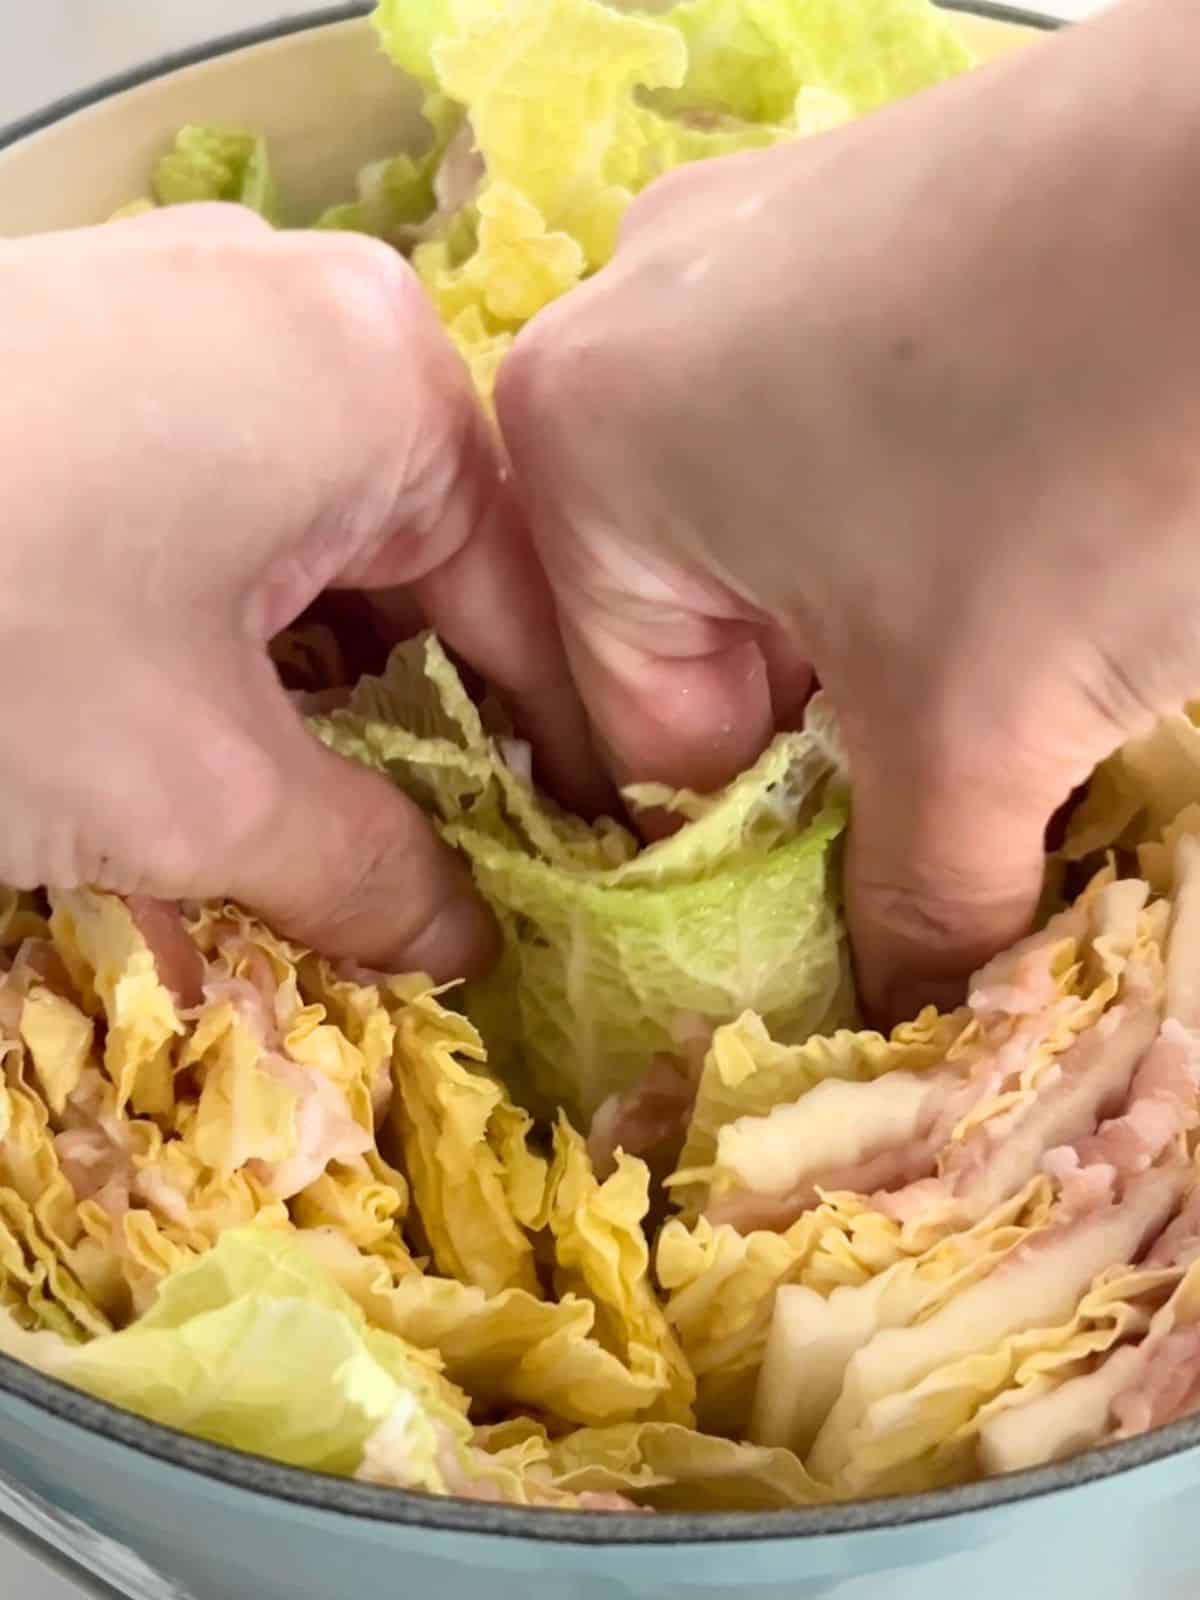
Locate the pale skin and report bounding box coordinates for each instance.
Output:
[0,207,602,977]
[2,0,1194,1017]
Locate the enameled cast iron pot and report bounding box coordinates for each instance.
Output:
[3,7,1196,1598]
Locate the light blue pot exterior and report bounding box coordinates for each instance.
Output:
[5,5,1199,1598]
[3,1382,1200,1600]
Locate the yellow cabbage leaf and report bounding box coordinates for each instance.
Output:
[388,988,542,1296]
[548,1117,695,1425]
[49,889,183,1117]
[546,1421,828,1510]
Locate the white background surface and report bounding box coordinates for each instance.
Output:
[2,1537,87,1600]
[0,0,1105,1596]
[6,1546,80,1600]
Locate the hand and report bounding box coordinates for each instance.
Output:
[497,0,1200,1020]
[0,205,598,977]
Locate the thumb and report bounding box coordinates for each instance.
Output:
[844,722,1063,1027]
[560,616,776,801]
[186,657,496,981]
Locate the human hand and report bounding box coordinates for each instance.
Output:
[497,0,1200,1019]
[0,205,598,978]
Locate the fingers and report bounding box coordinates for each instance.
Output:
[558,613,775,799]
[244,229,502,636]
[497,317,783,802]
[251,240,608,816]
[5,212,557,979]
[843,719,1063,1027]
[758,620,816,732]
[111,598,533,986]
[8,638,497,982]
[353,427,610,815]
[410,485,613,816]
[227,680,499,980]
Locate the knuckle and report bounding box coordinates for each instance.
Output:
[853,873,991,950]
[298,232,429,359]
[260,761,450,956]
[849,854,1038,999]
[319,810,428,936]
[1075,645,1161,745]
[618,168,689,243]
[0,762,149,894]
[270,235,470,529]
[285,231,472,469]
[495,314,559,435]
[0,819,75,893]
[18,809,158,897]
[498,299,614,467]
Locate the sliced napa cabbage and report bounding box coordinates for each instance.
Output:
[653,0,972,123]
[300,1231,677,1426]
[313,94,465,244]
[1063,710,1200,864]
[545,1419,828,1509]
[386,986,546,1297]
[49,889,184,1118]
[653,1169,1034,1437]
[672,870,1168,1242]
[366,0,976,400]
[831,1252,1176,1496]
[0,1229,470,1483]
[547,1117,696,1424]
[975,1252,1200,1477]
[656,1212,817,1435]
[311,634,849,1122]
[413,177,585,324]
[750,1180,1047,1458]
[805,1165,1185,1492]
[119,0,982,406]
[670,1007,966,1215]
[152,125,278,220]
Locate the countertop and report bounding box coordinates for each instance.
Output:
[0,0,1106,1595]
